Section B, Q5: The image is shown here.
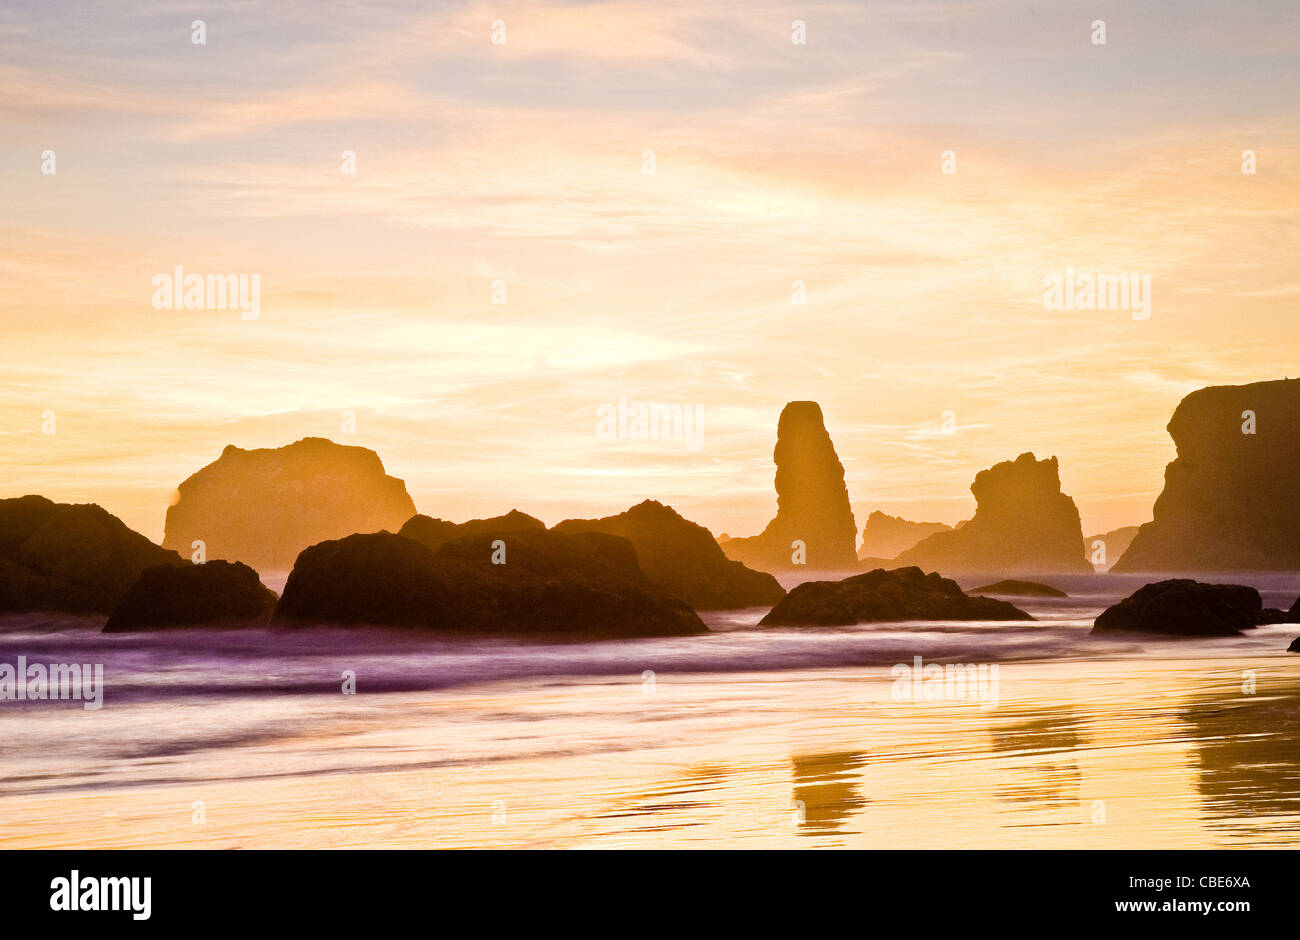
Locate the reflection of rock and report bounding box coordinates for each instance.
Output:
[104,561,277,631]
[858,511,951,561]
[1185,690,1300,831]
[1113,378,1300,572]
[989,710,1083,810]
[722,402,858,572]
[0,495,183,614]
[792,751,868,835]
[894,454,1091,574]
[759,566,1032,626]
[552,500,784,609]
[274,529,706,638]
[398,509,544,552]
[164,438,417,571]
[972,579,1067,598]
[1084,526,1140,568]
[1092,579,1262,636]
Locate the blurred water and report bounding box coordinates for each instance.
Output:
[0,571,1297,848]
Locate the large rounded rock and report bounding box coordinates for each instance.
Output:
[104,561,278,631]
[274,532,467,629]
[274,529,706,638]
[1092,579,1263,636]
[552,500,785,609]
[0,495,184,614]
[759,566,1033,626]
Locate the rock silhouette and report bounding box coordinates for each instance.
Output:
[1084,526,1140,568]
[972,579,1067,598]
[893,453,1091,574]
[398,509,545,553]
[722,401,858,572]
[274,528,705,638]
[552,499,785,609]
[759,566,1032,626]
[858,511,952,561]
[163,438,417,571]
[104,561,277,631]
[0,495,183,613]
[1092,579,1263,636]
[1113,378,1300,572]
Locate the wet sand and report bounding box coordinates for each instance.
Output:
[3,650,1298,849]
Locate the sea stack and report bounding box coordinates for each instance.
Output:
[893,453,1091,574]
[721,402,858,572]
[858,511,952,561]
[163,438,417,571]
[1113,378,1300,572]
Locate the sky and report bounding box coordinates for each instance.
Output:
[2,0,1298,544]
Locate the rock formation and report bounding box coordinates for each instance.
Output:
[0,495,183,614]
[104,561,277,631]
[1092,579,1264,636]
[163,437,417,571]
[1084,526,1140,569]
[274,528,705,638]
[972,579,1067,598]
[552,500,785,609]
[758,566,1032,626]
[398,509,545,553]
[893,453,1091,574]
[721,402,858,572]
[858,511,952,561]
[1112,378,1300,572]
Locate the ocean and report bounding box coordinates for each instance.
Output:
[1,572,1298,848]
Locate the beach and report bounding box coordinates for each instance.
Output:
[1,574,1298,850]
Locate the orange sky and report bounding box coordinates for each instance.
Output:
[2,0,1298,543]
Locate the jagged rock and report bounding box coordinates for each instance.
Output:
[274,529,705,638]
[552,500,785,609]
[1092,579,1263,636]
[758,566,1033,626]
[1113,379,1300,571]
[0,495,183,613]
[722,402,858,571]
[894,453,1091,574]
[1084,526,1140,568]
[104,561,277,631]
[398,509,545,553]
[163,438,417,571]
[972,579,1067,598]
[859,511,952,561]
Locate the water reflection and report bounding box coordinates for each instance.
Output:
[989,710,1083,812]
[1184,691,1300,843]
[791,751,867,836]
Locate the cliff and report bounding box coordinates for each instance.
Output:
[1113,378,1300,571]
